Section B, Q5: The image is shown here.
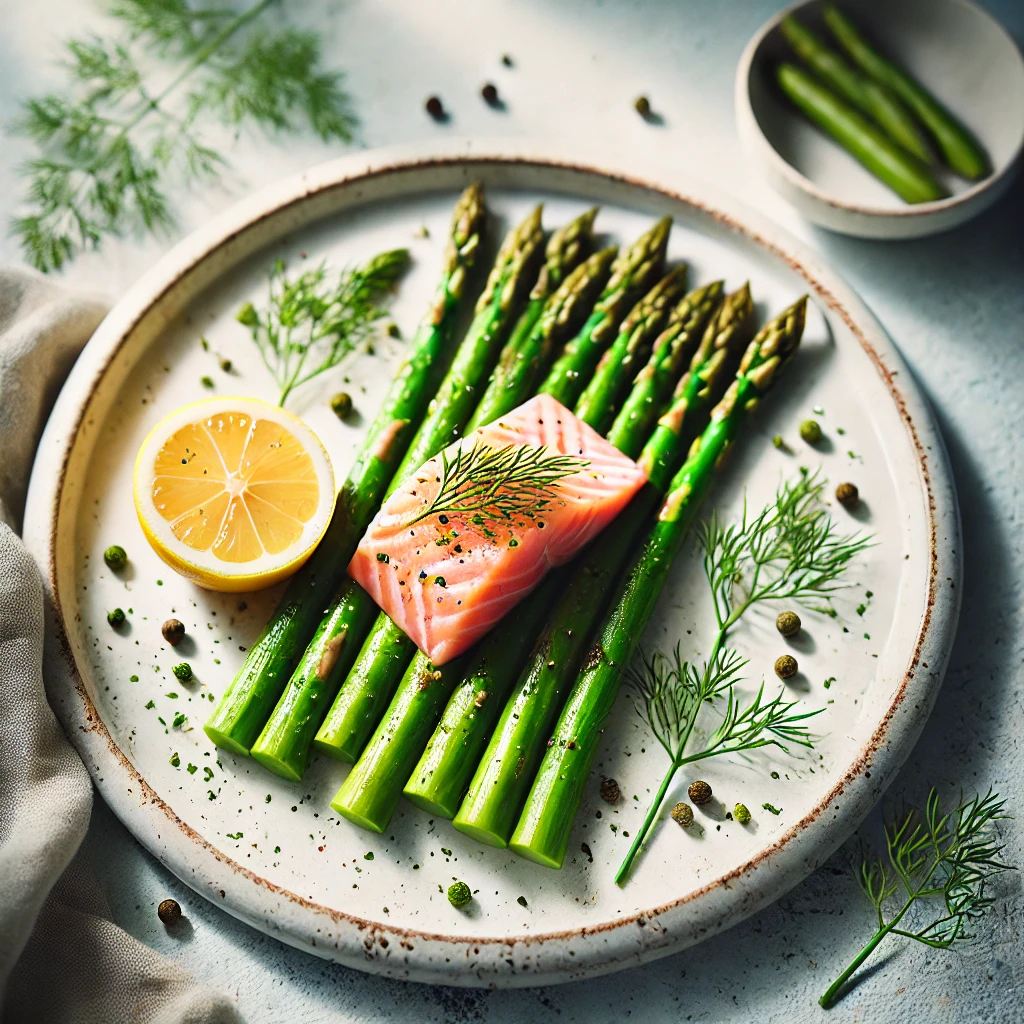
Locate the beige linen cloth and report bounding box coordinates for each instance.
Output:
[0,268,242,1024]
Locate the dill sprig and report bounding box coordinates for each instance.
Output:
[616,470,870,885]
[406,443,589,528]
[13,0,356,272]
[238,250,410,407]
[820,788,1013,1008]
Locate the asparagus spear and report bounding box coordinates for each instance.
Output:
[203,183,486,757]
[823,5,990,180]
[327,279,741,833]
[466,207,599,431]
[248,206,545,779]
[605,280,725,453]
[776,63,947,204]
[780,15,932,163]
[509,297,807,868]
[450,287,759,847]
[573,264,689,434]
[540,217,671,408]
[312,244,650,767]
[402,283,744,820]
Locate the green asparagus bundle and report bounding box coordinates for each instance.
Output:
[403,282,744,822]
[510,296,807,868]
[247,205,546,779]
[776,63,946,204]
[823,5,989,180]
[312,223,672,768]
[780,15,932,163]
[449,286,756,847]
[204,183,486,757]
[329,285,746,838]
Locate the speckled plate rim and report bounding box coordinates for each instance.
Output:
[24,139,961,987]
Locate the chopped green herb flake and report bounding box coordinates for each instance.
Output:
[762,802,782,815]
[187,763,198,774]
[824,677,835,689]
[145,700,155,709]
[129,674,139,682]
[169,752,180,767]
[376,552,389,563]
[364,851,374,861]
[227,831,243,840]
[517,895,528,907]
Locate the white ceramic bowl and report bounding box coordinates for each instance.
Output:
[736,0,1024,238]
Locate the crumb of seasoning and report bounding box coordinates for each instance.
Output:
[265,794,271,803]
[762,802,782,815]
[364,851,374,861]
[157,899,181,925]
[688,780,712,806]
[734,803,752,825]
[671,802,694,828]
[172,662,193,682]
[434,576,447,587]
[107,607,126,628]
[501,53,514,67]
[824,676,835,689]
[481,82,500,106]
[776,610,801,637]
[774,654,798,680]
[447,881,472,908]
[330,392,353,419]
[581,842,594,863]
[162,619,185,645]
[771,771,780,779]
[130,674,139,682]
[425,95,445,121]
[376,552,389,563]
[600,777,620,803]
[634,95,651,118]
[103,545,128,571]
[169,752,180,767]
[813,405,824,415]
[201,375,215,389]
[517,895,528,907]
[799,418,823,444]
[835,481,859,509]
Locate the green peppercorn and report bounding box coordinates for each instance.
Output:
[775,654,798,680]
[107,607,126,628]
[218,358,232,373]
[172,662,193,682]
[162,619,186,646]
[776,610,801,637]
[836,482,860,509]
[799,418,823,444]
[201,375,215,389]
[688,780,713,806]
[386,322,400,338]
[734,803,752,826]
[330,392,353,419]
[600,777,621,804]
[634,95,652,118]
[671,802,694,828]
[158,899,181,925]
[103,545,128,571]
[447,881,472,908]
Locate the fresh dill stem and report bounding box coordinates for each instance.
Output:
[407,443,589,527]
[14,0,357,272]
[820,788,1012,1009]
[615,470,871,884]
[238,250,410,407]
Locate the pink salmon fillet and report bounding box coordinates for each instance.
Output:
[348,394,647,665]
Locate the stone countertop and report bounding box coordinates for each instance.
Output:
[2,1,1021,1020]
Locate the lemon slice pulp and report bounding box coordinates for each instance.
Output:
[134,397,336,591]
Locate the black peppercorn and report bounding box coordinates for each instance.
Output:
[425,95,445,120]
[158,899,181,925]
[688,780,713,806]
[162,619,186,645]
[481,83,500,106]
[600,777,620,804]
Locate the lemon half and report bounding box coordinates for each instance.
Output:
[133,397,336,592]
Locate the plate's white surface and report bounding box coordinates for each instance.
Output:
[24,143,959,986]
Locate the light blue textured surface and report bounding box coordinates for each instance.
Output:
[2,2,1021,1020]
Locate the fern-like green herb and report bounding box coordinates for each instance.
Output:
[237,250,410,407]
[13,0,357,272]
[616,469,871,885]
[819,788,1012,1009]
[406,443,589,528]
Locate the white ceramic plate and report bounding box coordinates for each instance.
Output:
[736,0,1024,238]
[25,142,960,987]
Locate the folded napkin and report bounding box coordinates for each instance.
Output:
[0,268,243,1024]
